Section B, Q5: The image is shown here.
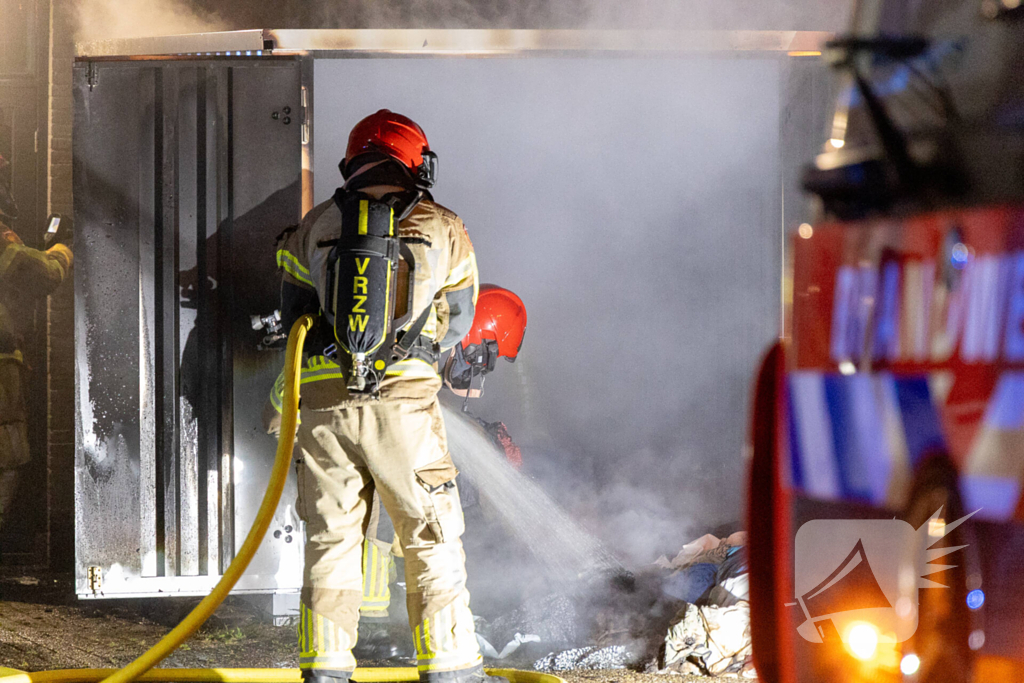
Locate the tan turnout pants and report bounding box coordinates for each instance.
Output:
[360,493,397,618]
[296,397,482,679]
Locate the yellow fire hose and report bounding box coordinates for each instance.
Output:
[87,315,310,683]
[0,314,563,683]
[0,670,561,683]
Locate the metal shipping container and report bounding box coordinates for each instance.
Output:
[73,29,832,619]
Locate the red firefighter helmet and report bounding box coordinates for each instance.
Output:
[444,284,527,399]
[341,109,437,188]
[463,284,527,361]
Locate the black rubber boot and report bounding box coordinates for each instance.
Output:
[353,618,412,661]
[301,672,352,683]
[421,664,509,683]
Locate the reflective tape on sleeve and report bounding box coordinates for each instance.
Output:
[443,253,477,290]
[277,249,314,287]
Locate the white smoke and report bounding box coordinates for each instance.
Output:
[307,0,850,31]
[73,0,224,43]
[71,0,850,43]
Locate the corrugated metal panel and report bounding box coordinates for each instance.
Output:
[74,58,304,596]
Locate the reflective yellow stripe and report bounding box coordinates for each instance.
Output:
[276,248,310,275]
[299,603,310,654]
[0,351,23,364]
[306,604,313,654]
[277,249,314,286]
[270,373,285,413]
[363,540,373,599]
[317,614,325,653]
[379,548,391,600]
[300,356,346,383]
[363,257,392,355]
[424,616,434,657]
[384,358,438,379]
[412,597,481,671]
[301,368,346,383]
[443,253,476,289]
[371,544,382,599]
[280,353,437,391]
[358,200,369,235]
[363,541,370,598]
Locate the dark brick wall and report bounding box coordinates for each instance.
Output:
[46,0,76,570]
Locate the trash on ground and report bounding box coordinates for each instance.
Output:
[648,531,755,679]
[534,645,632,671]
[654,602,755,678]
[477,632,542,659]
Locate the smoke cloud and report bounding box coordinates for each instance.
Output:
[310,54,797,565]
[73,0,224,43]
[301,0,849,31]
[67,0,847,606]
[72,0,850,42]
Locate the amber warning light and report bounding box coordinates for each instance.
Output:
[790,511,976,649]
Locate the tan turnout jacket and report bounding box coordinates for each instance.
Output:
[271,194,478,411]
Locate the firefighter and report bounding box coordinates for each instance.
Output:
[442,284,528,468]
[0,154,74,526]
[268,110,502,683]
[355,285,528,657]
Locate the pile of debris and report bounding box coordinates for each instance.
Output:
[473,531,754,679]
[649,531,754,678]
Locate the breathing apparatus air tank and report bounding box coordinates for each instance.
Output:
[322,189,423,394]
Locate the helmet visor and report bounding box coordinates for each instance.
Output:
[417,151,438,189]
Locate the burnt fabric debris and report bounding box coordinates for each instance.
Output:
[661,562,717,604]
[514,532,753,677]
[656,603,754,678]
[649,532,754,678]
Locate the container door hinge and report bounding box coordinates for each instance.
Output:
[87,566,103,593]
[300,85,310,145]
[87,62,99,91]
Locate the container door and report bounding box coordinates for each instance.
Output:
[73,58,304,597]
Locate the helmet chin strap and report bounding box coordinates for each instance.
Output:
[462,373,486,413]
[342,158,385,180]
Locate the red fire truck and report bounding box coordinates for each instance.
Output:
[746,2,1024,682]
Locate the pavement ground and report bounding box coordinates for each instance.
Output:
[0,574,719,683]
